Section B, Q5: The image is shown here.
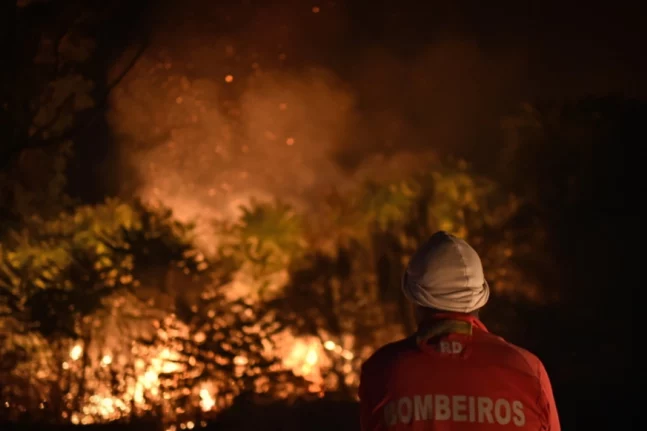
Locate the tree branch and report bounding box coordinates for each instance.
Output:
[26,93,75,140]
[1,39,148,170]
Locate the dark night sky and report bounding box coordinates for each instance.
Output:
[345,0,645,94]
[190,0,646,96]
[149,0,646,95]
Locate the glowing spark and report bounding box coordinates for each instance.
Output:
[341,350,354,360]
[233,355,248,366]
[305,349,318,366]
[134,385,144,404]
[199,388,215,412]
[70,344,83,361]
[224,74,234,83]
[323,340,335,350]
[312,6,320,13]
[286,137,295,146]
[143,370,158,388]
[101,355,112,366]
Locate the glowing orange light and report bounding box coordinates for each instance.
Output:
[199,388,216,412]
[70,344,83,361]
[224,74,234,83]
[312,6,320,13]
[323,340,335,351]
[305,349,318,366]
[341,350,354,360]
[233,355,248,366]
[286,137,295,146]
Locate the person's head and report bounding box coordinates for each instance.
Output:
[402,231,490,324]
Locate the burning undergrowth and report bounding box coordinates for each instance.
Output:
[2,24,546,427]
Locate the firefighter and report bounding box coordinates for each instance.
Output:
[359,231,560,430]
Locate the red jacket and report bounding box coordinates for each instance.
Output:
[359,314,560,430]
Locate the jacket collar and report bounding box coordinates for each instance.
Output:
[416,312,488,340]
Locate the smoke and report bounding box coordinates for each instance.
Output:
[107,1,529,245]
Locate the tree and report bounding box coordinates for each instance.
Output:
[1,0,149,230]
[258,161,538,397]
[497,97,643,390]
[0,143,565,425]
[213,199,307,300]
[0,198,205,423]
[1,196,318,426]
[145,293,310,424]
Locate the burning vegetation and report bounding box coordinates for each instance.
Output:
[0,164,547,429]
[1,2,577,429]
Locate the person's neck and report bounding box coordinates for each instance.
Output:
[416,310,484,337]
[415,306,479,324]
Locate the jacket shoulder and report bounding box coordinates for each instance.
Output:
[361,337,416,372]
[485,334,545,377]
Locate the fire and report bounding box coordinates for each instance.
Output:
[198,386,216,412]
[281,338,321,377]
[323,340,335,351]
[233,356,248,366]
[2,259,375,427]
[70,344,83,361]
[54,315,362,426]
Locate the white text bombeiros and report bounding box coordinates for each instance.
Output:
[384,394,526,427]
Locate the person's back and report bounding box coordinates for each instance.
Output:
[359,232,560,430]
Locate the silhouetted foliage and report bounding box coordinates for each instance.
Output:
[497,96,642,391]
